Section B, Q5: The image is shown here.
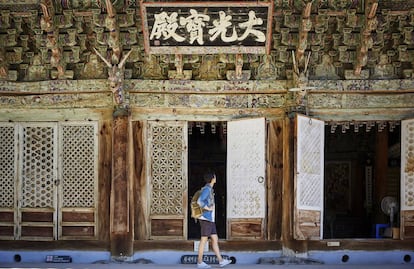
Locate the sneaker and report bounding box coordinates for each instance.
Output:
[197,261,211,269]
[219,259,231,267]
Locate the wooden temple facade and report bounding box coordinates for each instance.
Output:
[0,0,413,260]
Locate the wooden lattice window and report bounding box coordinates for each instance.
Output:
[18,123,57,240]
[20,124,57,209]
[401,118,414,239]
[0,122,98,240]
[60,124,97,208]
[0,124,16,208]
[147,121,187,239]
[227,118,266,240]
[59,122,98,239]
[295,114,325,240]
[296,116,324,210]
[0,124,17,239]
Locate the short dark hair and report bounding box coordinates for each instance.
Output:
[203,171,216,183]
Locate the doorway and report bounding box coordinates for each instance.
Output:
[187,122,227,239]
[323,121,401,239]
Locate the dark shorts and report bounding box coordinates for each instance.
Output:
[199,220,217,237]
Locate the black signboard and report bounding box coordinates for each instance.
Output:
[141,1,273,54]
[45,255,72,263]
[181,254,235,264]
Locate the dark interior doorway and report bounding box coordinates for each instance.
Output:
[188,122,227,240]
[323,122,401,239]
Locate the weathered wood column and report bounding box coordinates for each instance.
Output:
[267,119,284,240]
[281,116,308,256]
[110,108,133,259]
[282,117,294,243]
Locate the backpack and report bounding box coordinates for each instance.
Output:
[190,188,204,220]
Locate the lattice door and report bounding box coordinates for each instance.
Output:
[294,114,325,240]
[401,118,414,239]
[0,123,18,239]
[18,123,58,240]
[0,122,98,241]
[147,121,188,239]
[227,118,266,239]
[58,122,98,239]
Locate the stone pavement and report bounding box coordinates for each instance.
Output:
[1,250,413,269]
[0,263,413,269]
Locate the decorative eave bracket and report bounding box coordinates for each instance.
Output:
[354,0,378,76]
[295,1,312,67]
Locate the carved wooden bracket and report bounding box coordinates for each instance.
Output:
[296,1,312,67]
[94,48,132,106]
[226,54,251,81]
[354,1,378,75]
[41,1,65,79]
[292,50,311,89]
[105,0,121,64]
[167,54,192,80]
[0,49,7,79]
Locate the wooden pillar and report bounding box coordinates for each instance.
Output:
[374,130,388,223]
[267,119,284,240]
[98,120,112,242]
[282,117,293,242]
[132,121,147,240]
[281,116,308,256]
[110,109,133,258]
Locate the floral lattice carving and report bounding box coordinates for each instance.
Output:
[297,116,324,210]
[402,119,414,209]
[148,122,186,215]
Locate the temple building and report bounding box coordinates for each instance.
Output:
[0,0,413,264]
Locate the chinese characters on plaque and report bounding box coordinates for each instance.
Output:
[142,2,273,54]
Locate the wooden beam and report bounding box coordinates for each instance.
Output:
[0,108,113,121]
[129,107,286,121]
[308,108,414,121]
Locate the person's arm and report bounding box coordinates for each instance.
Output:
[197,187,213,211]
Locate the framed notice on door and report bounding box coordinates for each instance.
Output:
[141,1,273,54]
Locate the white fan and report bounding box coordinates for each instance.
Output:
[381,196,399,227]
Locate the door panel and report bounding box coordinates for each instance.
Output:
[401,118,414,239]
[294,114,324,240]
[227,118,266,239]
[18,123,58,240]
[0,123,18,239]
[0,122,100,241]
[147,121,188,239]
[58,122,99,239]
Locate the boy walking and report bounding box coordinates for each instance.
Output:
[196,171,231,269]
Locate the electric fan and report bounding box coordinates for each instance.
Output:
[380,196,399,228]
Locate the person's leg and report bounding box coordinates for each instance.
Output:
[210,233,223,262]
[211,233,231,267]
[197,235,209,264]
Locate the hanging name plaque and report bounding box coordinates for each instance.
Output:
[141,1,273,54]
